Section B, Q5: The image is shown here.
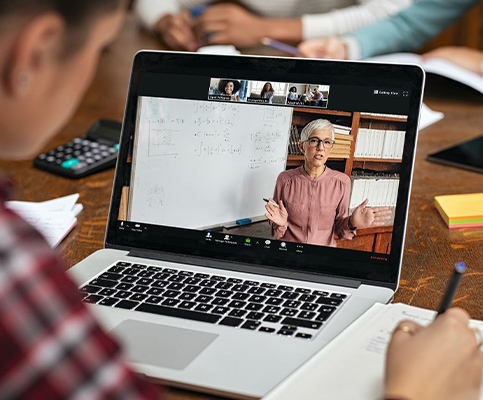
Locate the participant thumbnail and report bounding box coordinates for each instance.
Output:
[208,78,248,102]
[246,81,288,105]
[286,83,330,108]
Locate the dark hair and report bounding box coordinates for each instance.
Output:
[261,82,273,97]
[0,0,122,55]
[218,79,241,95]
[289,86,296,92]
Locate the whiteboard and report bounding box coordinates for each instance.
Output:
[128,97,293,229]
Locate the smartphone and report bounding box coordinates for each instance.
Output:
[33,119,122,179]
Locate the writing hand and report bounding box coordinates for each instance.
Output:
[265,198,288,228]
[193,4,264,48]
[350,198,391,229]
[385,308,483,400]
[155,11,198,51]
[298,38,348,60]
[422,46,483,75]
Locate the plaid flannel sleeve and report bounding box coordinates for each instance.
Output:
[0,205,159,400]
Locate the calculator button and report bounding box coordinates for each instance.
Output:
[85,152,93,157]
[101,151,109,157]
[61,158,80,169]
[94,155,102,161]
[113,144,119,150]
[73,150,82,156]
[86,158,95,164]
[56,146,64,151]
[46,156,56,162]
[38,153,47,160]
[90,142,99,148]
[82,140,91,146]
[71,162,87,170]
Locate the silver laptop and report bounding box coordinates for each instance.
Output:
[69,51,424,399]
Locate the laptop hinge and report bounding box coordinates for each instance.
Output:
[127,248,362,289]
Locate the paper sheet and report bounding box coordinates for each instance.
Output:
[263,303,483,400]
[6,194,83,248]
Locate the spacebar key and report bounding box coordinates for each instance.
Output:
[136,303,221,323]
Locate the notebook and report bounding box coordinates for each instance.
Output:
[435,192,483,228]
[68,51,424,399]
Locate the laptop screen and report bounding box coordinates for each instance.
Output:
[106,52,424,290]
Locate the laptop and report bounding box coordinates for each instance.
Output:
[69,51,424,399]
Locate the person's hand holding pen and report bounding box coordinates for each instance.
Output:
[155,10,199,51]
[264,198,288,228]
[297,37,348,60]
[384,263,483,400]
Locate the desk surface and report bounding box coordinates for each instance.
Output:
[1,15,483,400]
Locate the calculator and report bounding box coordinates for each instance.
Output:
[33,119,122,179]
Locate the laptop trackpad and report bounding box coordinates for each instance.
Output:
[111,320,218,370]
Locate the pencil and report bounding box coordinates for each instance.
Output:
[436,261,466,315]
[261,37,300,56]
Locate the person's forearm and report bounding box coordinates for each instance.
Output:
[260,18,302,43]
[301,0,413,40]
[351,0,477,59]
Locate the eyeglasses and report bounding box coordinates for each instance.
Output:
[303,138,334,149]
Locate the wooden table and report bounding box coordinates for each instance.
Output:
[1,14,483,400]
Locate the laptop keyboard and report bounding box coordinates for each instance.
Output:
[80,261,349,340]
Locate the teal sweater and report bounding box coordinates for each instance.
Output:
[351,0,477,59]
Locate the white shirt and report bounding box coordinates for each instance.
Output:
[134,0,414,40]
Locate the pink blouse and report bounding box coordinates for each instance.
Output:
[271,166,355,247]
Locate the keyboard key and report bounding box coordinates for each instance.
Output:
[179,292,197,300]
[211,275,226,281]
[280,308,298,317]
[137,278,155,286]
[99,297,119,306]
[281,292,299,300]
[232,284,249,292]
[212,306,230,314]
[215,282,233,289]
[113,290,131,299]
[212,298,229,306]
[200,288,217,295]
[130,293,148,302]
[259,327,276,333]
[232,292,249,300]
[152,280,169,288]
[115,261,131,267]
[229,309,247,318]
[227,300,246,308]
[183,285,200,293]
[184,278,201,285]
[227,278,243,283]
[146,287,164,296]
[145,296,163,304]
[248,295,266,303]
[114,300,139,309]
[89,278,118,288]
[99,272,122,281]
[219,317,243,327]
[248,287,266,295]
[136,303,220,323]
[195,304,213,313]
[108,266,125,273]
[295,288,311,293]
[266,298,283,306]
[245,303,263,311]
[179,271,194,276]
[300,303,318,311]
[168,275,185,283]
[195,295,213,303]
[179,301,196,309]
[298,311,316,320]
[260,283,276,288]
[121,276,138,283]
[116,283,134,291]
[194,273,210,279]
[131,285,149,293]
[265,289,282,297]
[163,269,178,274]
[241,320,261,330]
[277,329,295,336]
[283,300,301,308]
[299,294,316,302]
[278,285,293,291]
[246,312,264,320]
[167,283,184,291]
[316,297,342,306]
[264,314,282,323]
[295,333,312,339]
[83,295,103,303]
[161,298,180,307]
[262,306,281,314]
[312,290,329,297]
[330,293,347,299]
[244,280,260,286]
[281,317,322,330]
[163,290,181,298]
[80,285,101,294]
[199,280,217,287]
[215,290,233,298]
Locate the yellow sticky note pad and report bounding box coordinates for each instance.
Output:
[435,193,483,222]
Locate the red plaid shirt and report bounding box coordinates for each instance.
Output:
[0,176,159,399]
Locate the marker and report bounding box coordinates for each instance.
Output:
[190,5,207,18]
[263,198,280,208]
[206,225,224,232]
[236,218,252,225]
[261,37,300,56]
[436,261,466,316]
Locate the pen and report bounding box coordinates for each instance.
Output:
[263,198,280,208]
[436,261,466,316]
[261,37,300,56]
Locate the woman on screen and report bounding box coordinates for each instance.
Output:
[260,82,274,103]
[265,119,391,247]
[218,79,241,101]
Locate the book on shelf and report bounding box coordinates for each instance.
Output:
[262,302,483,400]
[368,52,483,95]
[354,128,405,159]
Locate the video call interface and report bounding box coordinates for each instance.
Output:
[117,73,411,266]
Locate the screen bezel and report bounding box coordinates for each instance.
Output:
[105,51,425,291]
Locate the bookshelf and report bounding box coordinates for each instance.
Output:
[287,108,407,253]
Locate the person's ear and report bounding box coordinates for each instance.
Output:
[298,141,304,154]
[3,13,65,98]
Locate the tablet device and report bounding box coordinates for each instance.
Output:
[426,135,483,174]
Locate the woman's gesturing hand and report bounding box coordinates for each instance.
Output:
[265,198,288,228]
[350,198,392,229]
